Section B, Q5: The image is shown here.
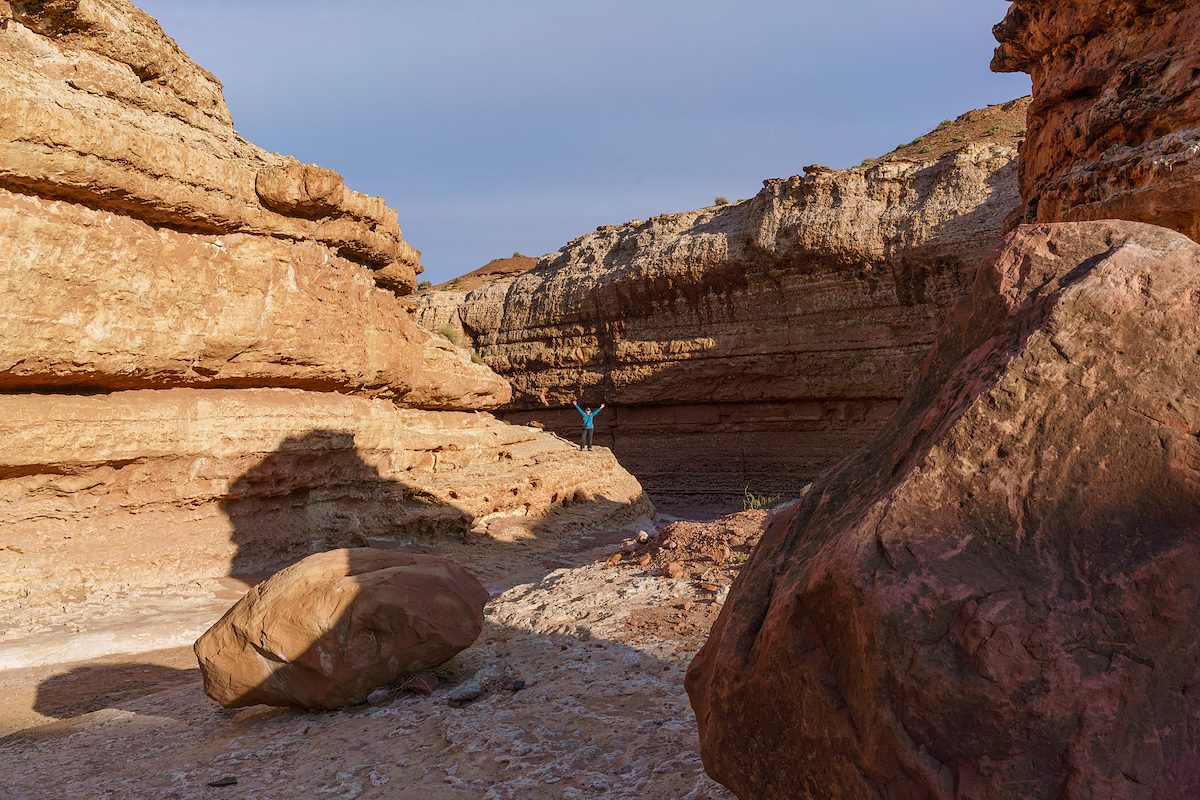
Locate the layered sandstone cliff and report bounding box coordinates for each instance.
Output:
[0,0,421,294]
[0,389,644,616]
[0,0,648,637]
[416,101,1028,506]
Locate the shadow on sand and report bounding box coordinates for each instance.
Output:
[2,429,720,796]
[28,427,652,719]
[31,661,197,723]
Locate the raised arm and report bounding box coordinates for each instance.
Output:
[573,401,584,417]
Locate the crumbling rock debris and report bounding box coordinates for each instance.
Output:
[447,680,484,707]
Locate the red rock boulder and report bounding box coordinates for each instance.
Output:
[195,548,488,709]
[687,221,1200,798]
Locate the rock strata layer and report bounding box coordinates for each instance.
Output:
[1,0,420,290]
[993,0,1200,240]
[416,101,1028,505]
[0,2,509,402]
[0,388,647,617]
[0,186,506,405]
[0,0,650,639]
[195,548,489,709]
[688,222,1200,799]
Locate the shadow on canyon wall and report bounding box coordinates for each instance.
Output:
[216,429,645,585]
[219,430,469,582]
[30,428,650,723]
[503,400,889,517]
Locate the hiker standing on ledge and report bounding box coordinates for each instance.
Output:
[573,401,605,451]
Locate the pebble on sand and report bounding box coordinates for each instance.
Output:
[448,680,484,706]
[366,687,393,705]
[408,673,439,695]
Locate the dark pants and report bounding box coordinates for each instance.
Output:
[580,428,594,450]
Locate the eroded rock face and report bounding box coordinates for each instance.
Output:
[416,102,1027,505]
[0,388,649,620]
[687,221,1200,799]
[1,1,421,287]
[195,549,488,709]
[0,3,507,402]
[0,0,651,647]
[0,187,506,405]
[993,0,1200,240]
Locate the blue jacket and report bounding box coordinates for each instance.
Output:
[574,403,603,429]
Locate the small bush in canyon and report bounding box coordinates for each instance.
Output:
[742,488,781,511]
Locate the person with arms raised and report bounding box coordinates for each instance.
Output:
[573,401,605,451]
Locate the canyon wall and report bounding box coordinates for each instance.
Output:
[416,101,1028,508]
[0,390,643,622]
[0,0,648,632]
[689,3,1200,797]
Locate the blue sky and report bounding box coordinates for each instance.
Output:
[138,1,1029,283]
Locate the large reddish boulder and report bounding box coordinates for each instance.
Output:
[687,221,1200,798]
[993,0,1200,240]
[195,548,488,709]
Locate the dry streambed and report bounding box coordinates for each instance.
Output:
[0,513,766,799]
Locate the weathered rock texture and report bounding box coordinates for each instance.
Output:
[688,221,1200,798]
[0,1,649,627]
[195,548,489,709]
[0,388,647,617]
[416,101,1028,505]
[0,186,506,405]
[1,0,420,291]
[0,1,510,402]
[993,0,1200,240]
